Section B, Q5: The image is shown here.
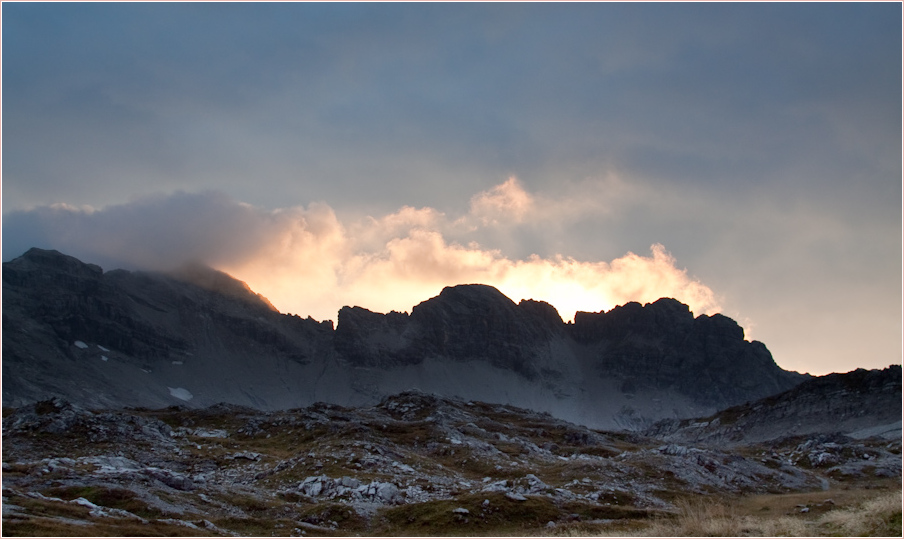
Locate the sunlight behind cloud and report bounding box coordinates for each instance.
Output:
[3,179,721,324]
[217,179,721,322]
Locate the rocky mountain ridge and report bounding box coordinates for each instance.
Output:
[4,248,900,537]
[4,247,806,428]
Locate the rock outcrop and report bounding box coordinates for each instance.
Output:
[333,287,805,407]
[335,284,566,379]
[569,298,805,406]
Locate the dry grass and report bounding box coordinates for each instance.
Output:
[627,498,811,537]
[2,516,214,537]
[817,489,902,537]
[374,491,564,536]
[553,486,902,537]
[41,485,167,519]
[6,399,900,537]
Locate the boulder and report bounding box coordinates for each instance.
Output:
[298,475,328,497]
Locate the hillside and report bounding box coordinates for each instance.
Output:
[2,388,899,536]
[645,365,902,445]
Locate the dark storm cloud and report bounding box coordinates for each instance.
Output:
[2,3,901,376]
[4,3,899,212]
[1,192,272,271]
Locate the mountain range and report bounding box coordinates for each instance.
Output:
[2,247,900,536]
[5,247,807,429]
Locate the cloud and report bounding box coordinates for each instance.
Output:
[467,176,534,226]
[3,181,721,322]
[3,191,279,270]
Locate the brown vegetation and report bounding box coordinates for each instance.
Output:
[549,480,902,537]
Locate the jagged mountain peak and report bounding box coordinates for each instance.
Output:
[517,298,565,327]
[4,248,806,429]
[573,297,694,337]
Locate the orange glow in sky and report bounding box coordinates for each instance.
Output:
[221,179,721,323]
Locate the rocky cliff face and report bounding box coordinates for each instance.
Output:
[4,248,808,428]
[3,248,333,364]
[3,248,335,410]
[570,298,804,406]
[335,285,566,380]
[335,288,805,406]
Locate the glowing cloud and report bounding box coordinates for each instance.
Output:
[467,176,534,226]
[3,180,721,322]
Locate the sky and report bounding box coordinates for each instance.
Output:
[2,2,901,377]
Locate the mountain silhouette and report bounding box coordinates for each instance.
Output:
[3,247,806,429]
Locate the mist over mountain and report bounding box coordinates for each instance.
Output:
[2,247,812,430]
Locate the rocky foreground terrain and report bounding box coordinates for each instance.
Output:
[2,367,901,536]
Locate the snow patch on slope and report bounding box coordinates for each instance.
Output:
[168,387,194,401]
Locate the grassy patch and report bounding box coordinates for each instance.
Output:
[2,492,212,537]
[294,502,369,532]
[211,516,271,536]
[422,444,523,481]
[1,517,214,537]
[231,426,332,459]
[9,494,94,521]
[575,481,903,537]
[559,500,655,521]
[211,515,296,536]
[42,485,166,519]
[211,489,281,516]
[813,488,902,537]
[2,461,36,476]
[458,457,529,481]
[373,420,438,447]
[375,492,564,535]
